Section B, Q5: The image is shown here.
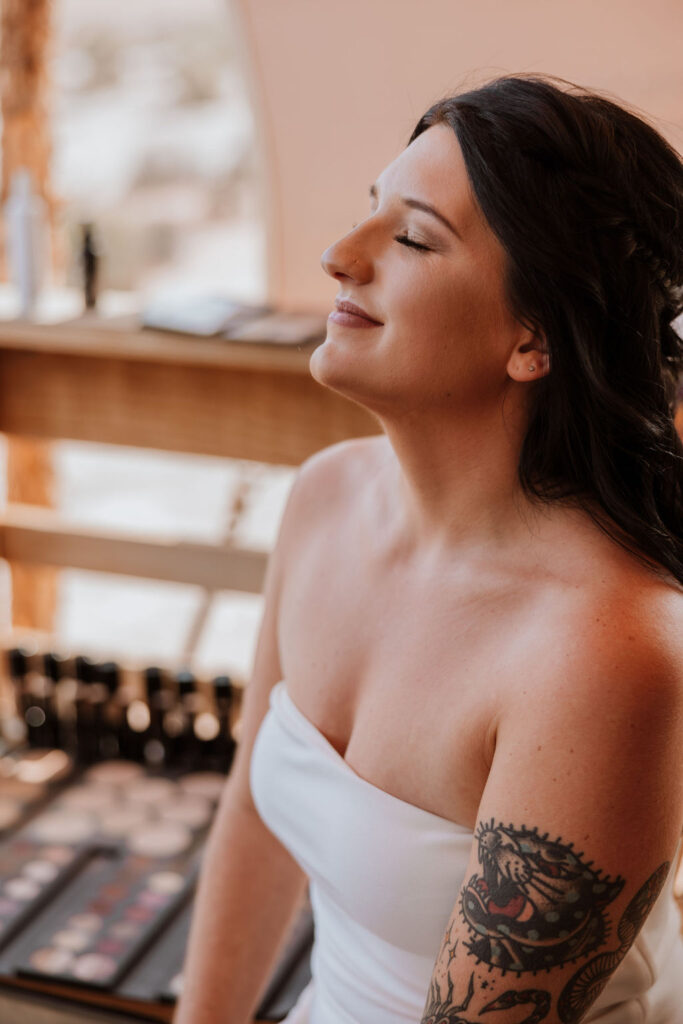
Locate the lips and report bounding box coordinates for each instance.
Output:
[333,299,383,324]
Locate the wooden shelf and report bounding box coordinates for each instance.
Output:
[0,503,269,594]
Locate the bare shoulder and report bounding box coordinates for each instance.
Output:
[577,568,681,679]
[519,556,683,720]
[275,434,386,560]
[287,434,387,520]
[297,434,387,488]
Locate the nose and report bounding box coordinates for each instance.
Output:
[320,225,372,283]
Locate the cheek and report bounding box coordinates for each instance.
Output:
[389,273,482,361]
[405,269,511,367]
[382,275,512,397]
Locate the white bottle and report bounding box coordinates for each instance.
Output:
[5,169,47,318]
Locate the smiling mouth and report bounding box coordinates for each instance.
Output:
[332,299,383,324]
[328,309,383,328]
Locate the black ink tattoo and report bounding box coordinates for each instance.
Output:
[421,935,551,1023]
[558,861,670,1023]
[481,988,551,1022]
[460,820,625,973]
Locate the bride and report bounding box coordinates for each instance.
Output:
[176,73,683,1024]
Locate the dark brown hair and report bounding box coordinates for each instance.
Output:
[410,73,683,585]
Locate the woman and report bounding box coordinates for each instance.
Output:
[176,74,683,1024]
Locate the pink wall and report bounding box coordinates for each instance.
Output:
[232,0,683,313]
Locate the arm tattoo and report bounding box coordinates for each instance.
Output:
[421,819,670,1024]
[460,820,624,973]
[422,951,551,1022]
[557,861,670,1023]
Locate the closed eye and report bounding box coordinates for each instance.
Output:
[349,222,431,253]
[395,234,431,252]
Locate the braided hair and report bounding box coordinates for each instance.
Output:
[409,74,683,586]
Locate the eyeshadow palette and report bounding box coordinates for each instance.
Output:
[15,850,196,990]
[0,839,94,951]
[0,647,311,1021]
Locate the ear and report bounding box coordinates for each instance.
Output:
[506,325,550,383]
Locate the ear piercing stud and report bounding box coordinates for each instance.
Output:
[528,364,536,372]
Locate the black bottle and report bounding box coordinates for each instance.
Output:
[46,653,79,757]
[144,666,171,769]
[97,661,123,761]
[74,655,100,765]
[10,649,58,749]
[212,675,236,772]
[41,651,70,750]
[81,223,99,310]
[164,669,198,769]
[5,647,29,748]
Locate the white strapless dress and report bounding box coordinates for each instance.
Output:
[249,680,683,1023]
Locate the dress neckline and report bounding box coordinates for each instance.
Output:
[273,680,472,834]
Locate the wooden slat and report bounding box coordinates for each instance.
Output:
[0,345,378,463]
[0,504,269,593]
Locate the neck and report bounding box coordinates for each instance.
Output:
[375,396,545,560]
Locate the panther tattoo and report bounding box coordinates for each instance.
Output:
[460,820,625,973]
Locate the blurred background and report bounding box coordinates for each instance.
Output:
[0,0,681,682]
[52,0,264,302]
[0,0,289,681]
[0,4,682,1020]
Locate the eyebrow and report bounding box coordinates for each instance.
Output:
[368,182,461,239]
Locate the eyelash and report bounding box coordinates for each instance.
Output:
[350,223,430,253]
[395,234,430,252]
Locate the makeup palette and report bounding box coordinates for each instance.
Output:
[15,850,196,990]
[0,646,312,1021]
[0,838,93,951]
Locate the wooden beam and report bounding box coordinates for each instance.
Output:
[0,504,269,593]
[0,0,52,204]
[6,437,57,629]
[0,0,61,275]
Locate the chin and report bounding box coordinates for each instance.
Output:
[308,342,399,420]
[309,333,368,385]
[308,334,347,389]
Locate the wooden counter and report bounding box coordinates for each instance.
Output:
[0,313,379,631]
[0,313,378,464]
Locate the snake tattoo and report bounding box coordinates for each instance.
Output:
[459,820,625,974]
[557,861,670,1023]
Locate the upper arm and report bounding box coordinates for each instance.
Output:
[422,636,683,1024]
[226,438,374,812]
